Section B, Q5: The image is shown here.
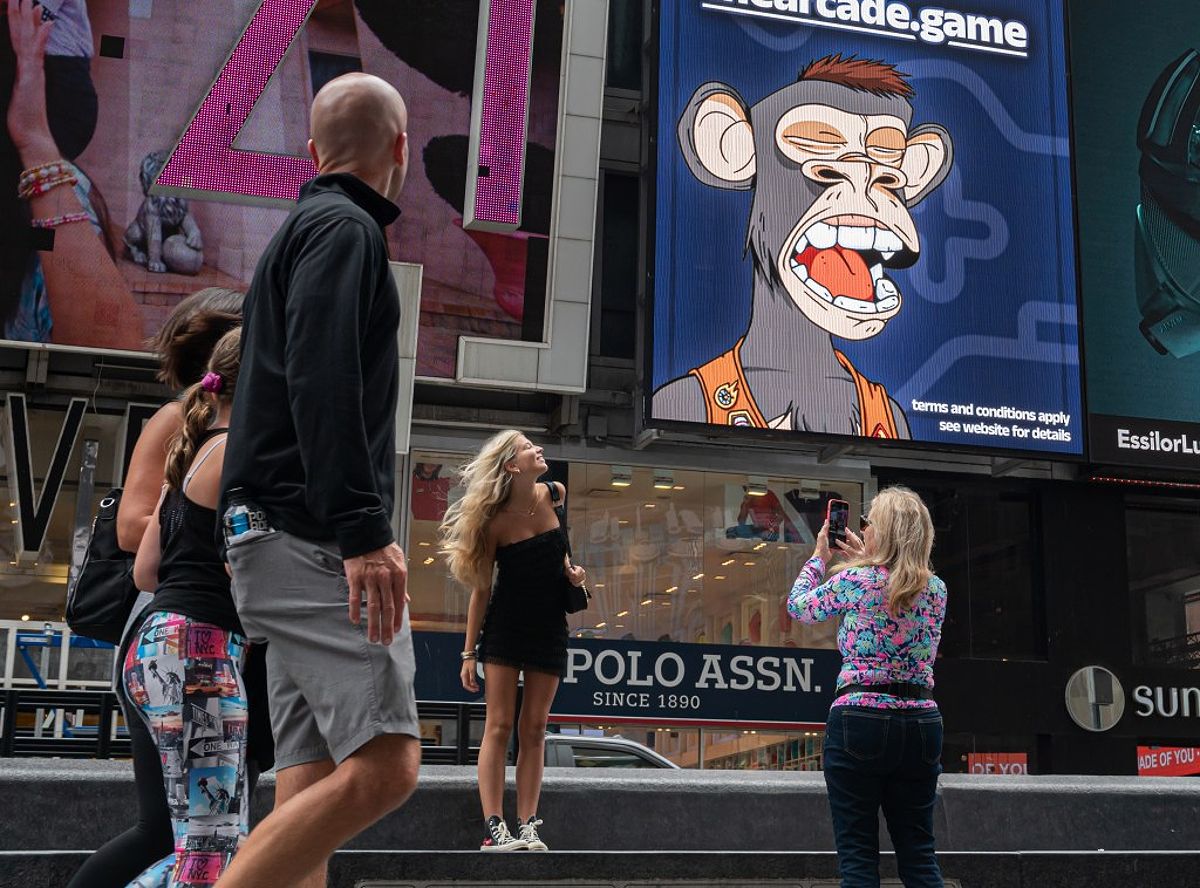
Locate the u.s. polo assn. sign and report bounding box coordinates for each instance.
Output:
[413,632,843,728]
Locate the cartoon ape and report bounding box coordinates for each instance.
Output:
[654,55,953,438]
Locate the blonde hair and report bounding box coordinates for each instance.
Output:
[844,486,935,615]
[438,429,526,590]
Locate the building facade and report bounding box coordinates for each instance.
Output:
[1,0,1198,777]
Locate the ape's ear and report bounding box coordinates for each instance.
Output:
[902,124,953,205]
[677,82,756,190]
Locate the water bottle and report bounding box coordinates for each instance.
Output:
[225,487,251,541]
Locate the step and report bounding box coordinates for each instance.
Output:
[4,761,1200,855]
[7,849,1200,888]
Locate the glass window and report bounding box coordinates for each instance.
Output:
[596,173,639,360]
[0,406,128,626]
[605,0,643,91]
[549,723,823,770]
[699,728,824,771]
[882,476,1044,661]
[408,454,860,646]
[1128,498,1200,668]
[407,453,861,770]
[562,464,858,648]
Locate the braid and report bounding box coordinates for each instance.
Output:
[162,327,242,490]
[164,382,212,491]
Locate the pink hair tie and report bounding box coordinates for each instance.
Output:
[201,372,224,394]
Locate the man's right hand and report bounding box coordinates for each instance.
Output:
[344,542,407,645]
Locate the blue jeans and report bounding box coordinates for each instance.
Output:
[822,705,944,888]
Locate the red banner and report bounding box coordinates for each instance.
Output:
[967,752,1028,776]
[1137,746,1200,777]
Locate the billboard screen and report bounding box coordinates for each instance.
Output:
[648,1,1083,456]
[0,0,562,376]
[1071,1,1200,468]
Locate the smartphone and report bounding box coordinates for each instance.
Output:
[825,499,850,548]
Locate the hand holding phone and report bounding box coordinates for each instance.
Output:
[825,499,850,548]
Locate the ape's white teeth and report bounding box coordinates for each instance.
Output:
[838,226,875,251]
[792,235,808,255]
[806,222,837,249]
[807,279,834,302]
[875,278,899,299]
[874,229,904,253]
[834,296,877,314]
[790,263,809,281]
[870,264,884,282]
[876,296,900,312]
[881,250,896,262]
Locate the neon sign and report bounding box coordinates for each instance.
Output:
[158,0,534,224]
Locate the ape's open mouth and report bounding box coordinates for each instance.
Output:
[786,214,915,315]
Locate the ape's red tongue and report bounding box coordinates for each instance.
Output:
[798,245,874,302]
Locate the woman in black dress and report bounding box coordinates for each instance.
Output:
[440,430,587,852]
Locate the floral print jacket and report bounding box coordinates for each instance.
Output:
[788,555,947,710]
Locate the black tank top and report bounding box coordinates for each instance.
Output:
[146,428,242,634]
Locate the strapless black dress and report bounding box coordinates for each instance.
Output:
[477,528,569,677]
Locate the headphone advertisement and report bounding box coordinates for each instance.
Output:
[1072,2,1200,468]
[647,1,1083,456]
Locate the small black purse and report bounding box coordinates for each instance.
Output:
[545,481,590,614]
[65,488,141,644]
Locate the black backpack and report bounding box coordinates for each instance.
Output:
[65,489,141,644]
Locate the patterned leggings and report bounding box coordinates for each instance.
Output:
[122,611,251,887]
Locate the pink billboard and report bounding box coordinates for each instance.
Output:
[1,0,563,375]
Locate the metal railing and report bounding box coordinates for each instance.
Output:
[1,686,486,764]
[1,688,129,758]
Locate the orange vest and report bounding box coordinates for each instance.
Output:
[689,339,899,439]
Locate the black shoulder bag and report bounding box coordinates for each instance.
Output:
[546,481,590,614]
[65,488,141,644]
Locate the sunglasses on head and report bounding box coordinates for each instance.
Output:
[859,514,871,528]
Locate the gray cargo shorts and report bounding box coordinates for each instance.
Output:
[226,529,419,770]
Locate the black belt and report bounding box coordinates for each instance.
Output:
[839,682,933,700]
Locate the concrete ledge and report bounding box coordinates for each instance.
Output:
[4,760,1200,855]
[6,850,1200,888]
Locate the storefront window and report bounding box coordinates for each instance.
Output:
[548,722,824,770]
[406,452,861,769]
[0,404,128,626]
[407,454,859,648]
[561,464,856,649]
[1128,498,1200,668]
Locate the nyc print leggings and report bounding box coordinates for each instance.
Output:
[122,612,250,888]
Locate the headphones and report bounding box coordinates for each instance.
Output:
[1135,49,1200,358]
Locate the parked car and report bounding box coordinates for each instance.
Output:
[543,733,680,768]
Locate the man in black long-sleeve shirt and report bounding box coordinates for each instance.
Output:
[217,74,418,888]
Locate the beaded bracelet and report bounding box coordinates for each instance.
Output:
[19,173,78,200]
[30,212,89,229]
[18,161,78,200]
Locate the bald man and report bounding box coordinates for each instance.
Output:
[216,74,419,888]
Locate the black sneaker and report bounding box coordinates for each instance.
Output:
[480,815,528,852]
[519,815,548,851]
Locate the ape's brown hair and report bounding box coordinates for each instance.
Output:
[800,54,914,99]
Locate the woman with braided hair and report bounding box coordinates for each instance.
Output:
[89,329,265,888]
